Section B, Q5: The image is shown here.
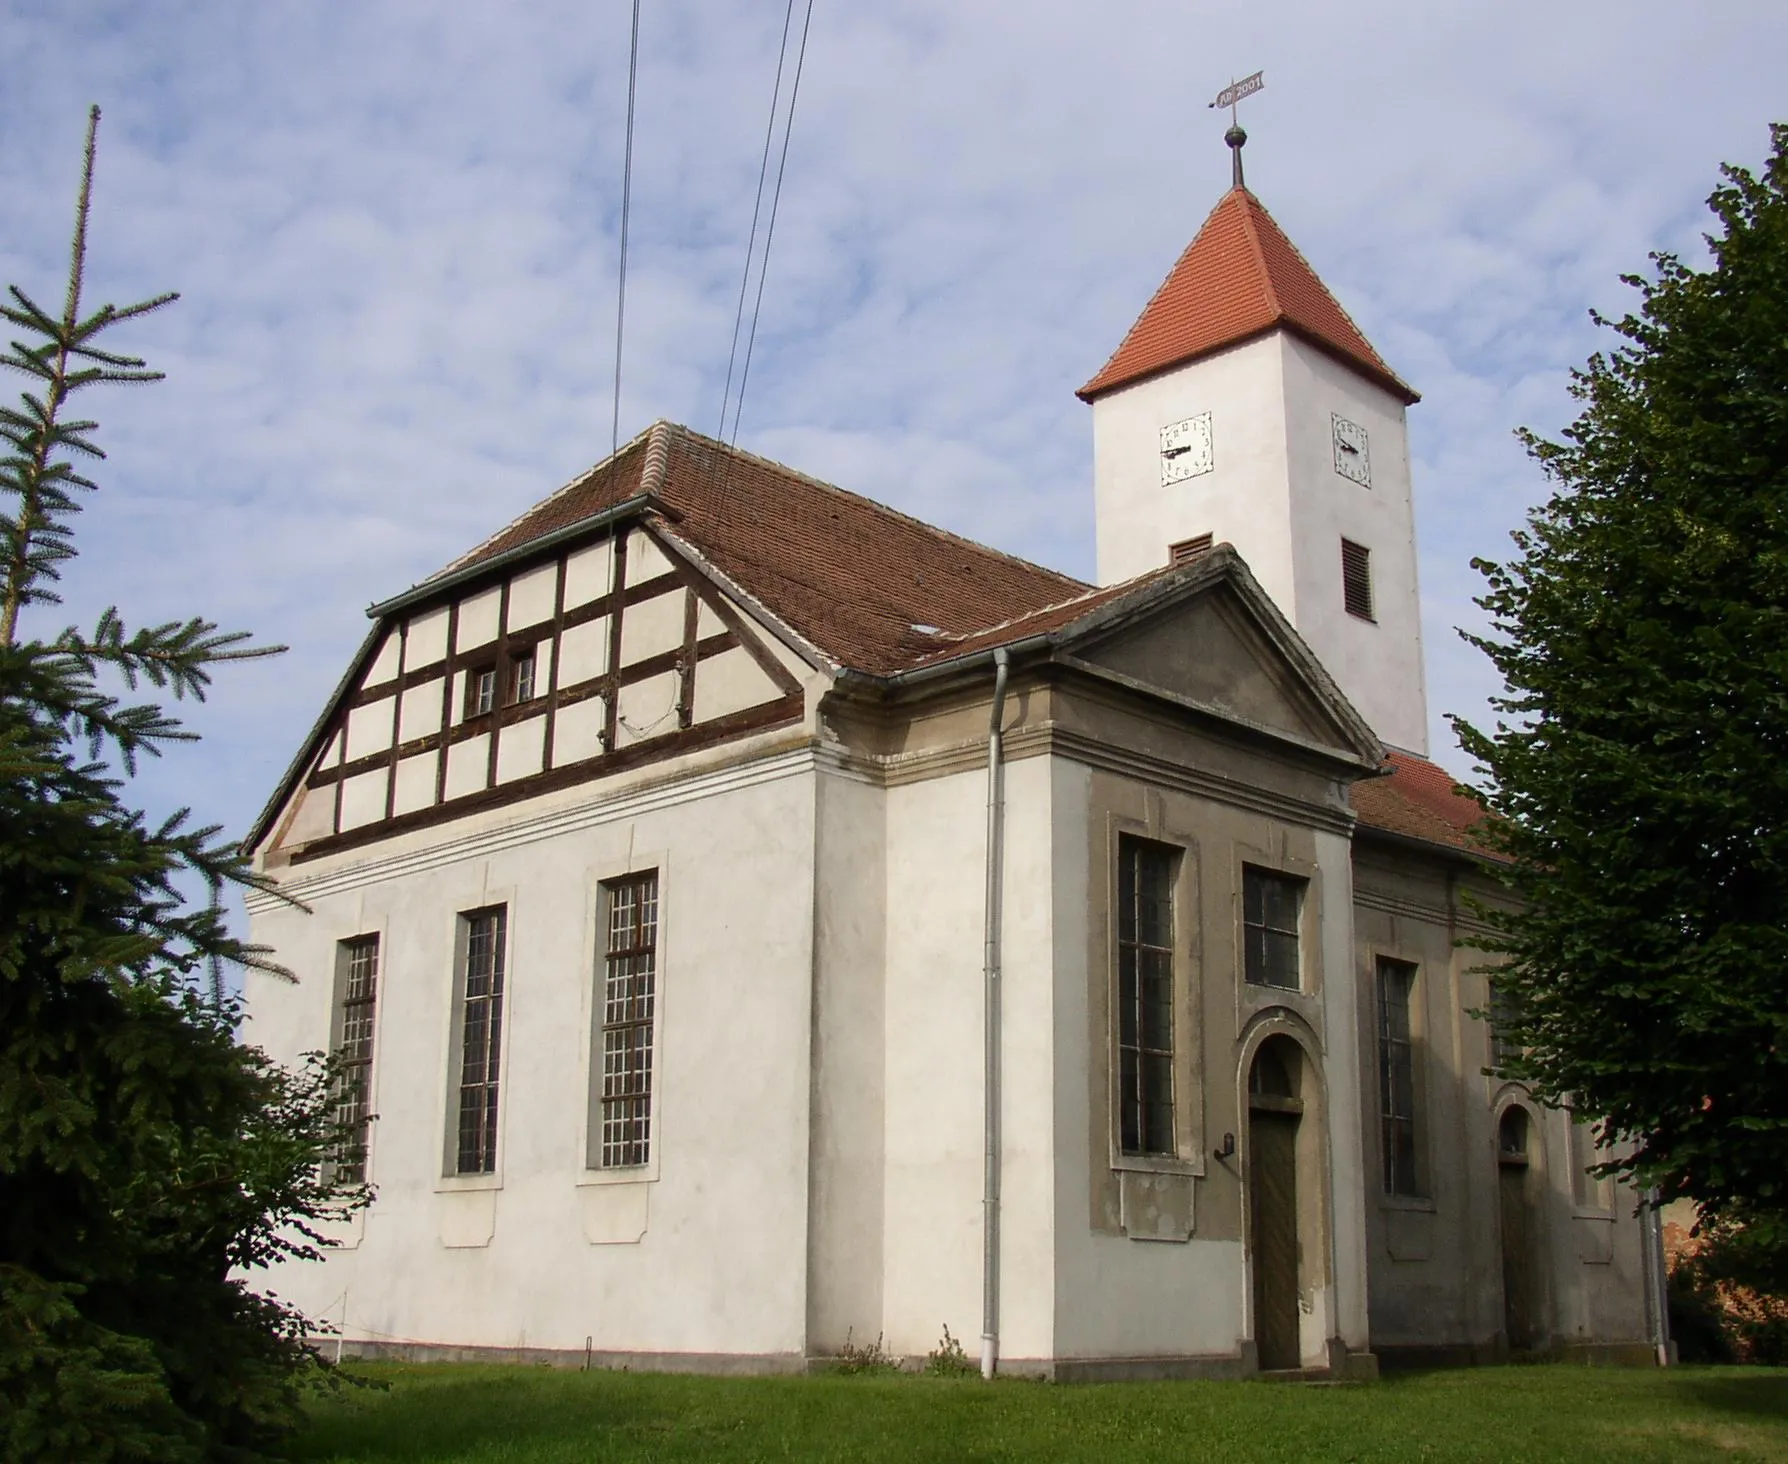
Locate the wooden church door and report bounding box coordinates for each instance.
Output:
[1249,1039,1304,1371]
[1497,1107,1541,1350]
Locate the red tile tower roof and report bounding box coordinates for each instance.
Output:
[1077,187,1418,405]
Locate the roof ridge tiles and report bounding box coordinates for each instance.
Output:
[1234,188,1283,318]
[431,423,656,580]
[661,422,1089,595]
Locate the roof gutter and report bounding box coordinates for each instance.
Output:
[366,492,679,620]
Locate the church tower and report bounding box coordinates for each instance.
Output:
[1078,145,1430,755]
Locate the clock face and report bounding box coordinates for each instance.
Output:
[1160,412,1214,486]
[1332,414,1371,487]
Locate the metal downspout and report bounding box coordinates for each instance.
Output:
[1642,1186,1673,1366]
[981,647,1010,1380]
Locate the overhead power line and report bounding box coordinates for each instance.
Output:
[610,0,643,465]
[718,0,815,451]
[715,0,797,447]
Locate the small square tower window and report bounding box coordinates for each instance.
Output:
[1169,533,1214,566]
[1341,538,1374,621]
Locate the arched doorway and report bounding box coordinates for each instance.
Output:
[1497,1106,1542,1351]
[1248,1037,1305,1371]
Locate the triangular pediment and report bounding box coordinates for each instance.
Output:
[1057,556,1381,768]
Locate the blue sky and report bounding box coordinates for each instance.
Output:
[2,1,1784,856]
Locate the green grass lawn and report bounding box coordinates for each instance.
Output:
[290,1361,1788,1463]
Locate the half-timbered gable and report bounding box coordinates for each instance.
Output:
[248,420,1087,867]
[255,515,802,865]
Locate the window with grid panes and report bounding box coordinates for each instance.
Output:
[1489,979,1521,1069]
[509,649,536,704]
[1117,837,1177,1157]
[454,907,506,1174]
[465,664,497,719]
[1376,957,1420,1197]
[595,873,659,1168]
[327,935,380,1185]
[1242,867,1303,989]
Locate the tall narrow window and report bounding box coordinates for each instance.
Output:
[595,873,659,1169]
[454,907,507,1174]
[1117,837,1176,1157]
[1377,957,1420,1197]
[327,935,380,1185]
[1489,979,1521,1069]
[1341,538,1374,620]
[1242,867,1303,990]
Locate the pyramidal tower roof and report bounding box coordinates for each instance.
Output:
[1077,186,1418,405]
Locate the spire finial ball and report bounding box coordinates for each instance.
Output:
[1224,124,1247,189]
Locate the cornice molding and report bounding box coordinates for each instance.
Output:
[246,742,820,908]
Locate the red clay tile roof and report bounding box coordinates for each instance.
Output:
[431,423,1091,676]
[1350,750,1503,859]
[1077,187,1418,405]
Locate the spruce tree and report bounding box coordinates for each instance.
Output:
[0,108,364,1460]
[1457,124,1788,1241]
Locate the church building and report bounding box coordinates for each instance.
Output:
[243,151,1664,1377]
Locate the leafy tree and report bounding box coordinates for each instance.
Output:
[1456,124,1788,1243]
[0,108,364,1460]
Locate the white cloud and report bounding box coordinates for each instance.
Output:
[0,0,1781,853]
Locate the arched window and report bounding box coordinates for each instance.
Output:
[1498,1106,1530,1162]
[1249,1037,1301,1103]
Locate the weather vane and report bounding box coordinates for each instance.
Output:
[1209,71,1264,189]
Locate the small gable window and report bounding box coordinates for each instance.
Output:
[1341,538,1374,620]
[465,663,498,719]
[509,649,537,705]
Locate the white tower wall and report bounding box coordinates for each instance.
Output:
[1090,329,1429,755]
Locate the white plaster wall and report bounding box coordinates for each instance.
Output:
[806,766,888,1351]
[1280,337,1429,754]
[366,632,401,685]
[563,540,613,610]
[407,608,450,668]
[398,681,444,742]
[244,757,819,1360]
[1314,826,1371,1352]
[457,588,501,654]
[879,765,989,1358]
[1091,334,1296,609]
[506,563,557,632]
[557,618,609,685]
[877,754,1059,1365]
[1048,758,1249,1362]
[1089,331,1430,755]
